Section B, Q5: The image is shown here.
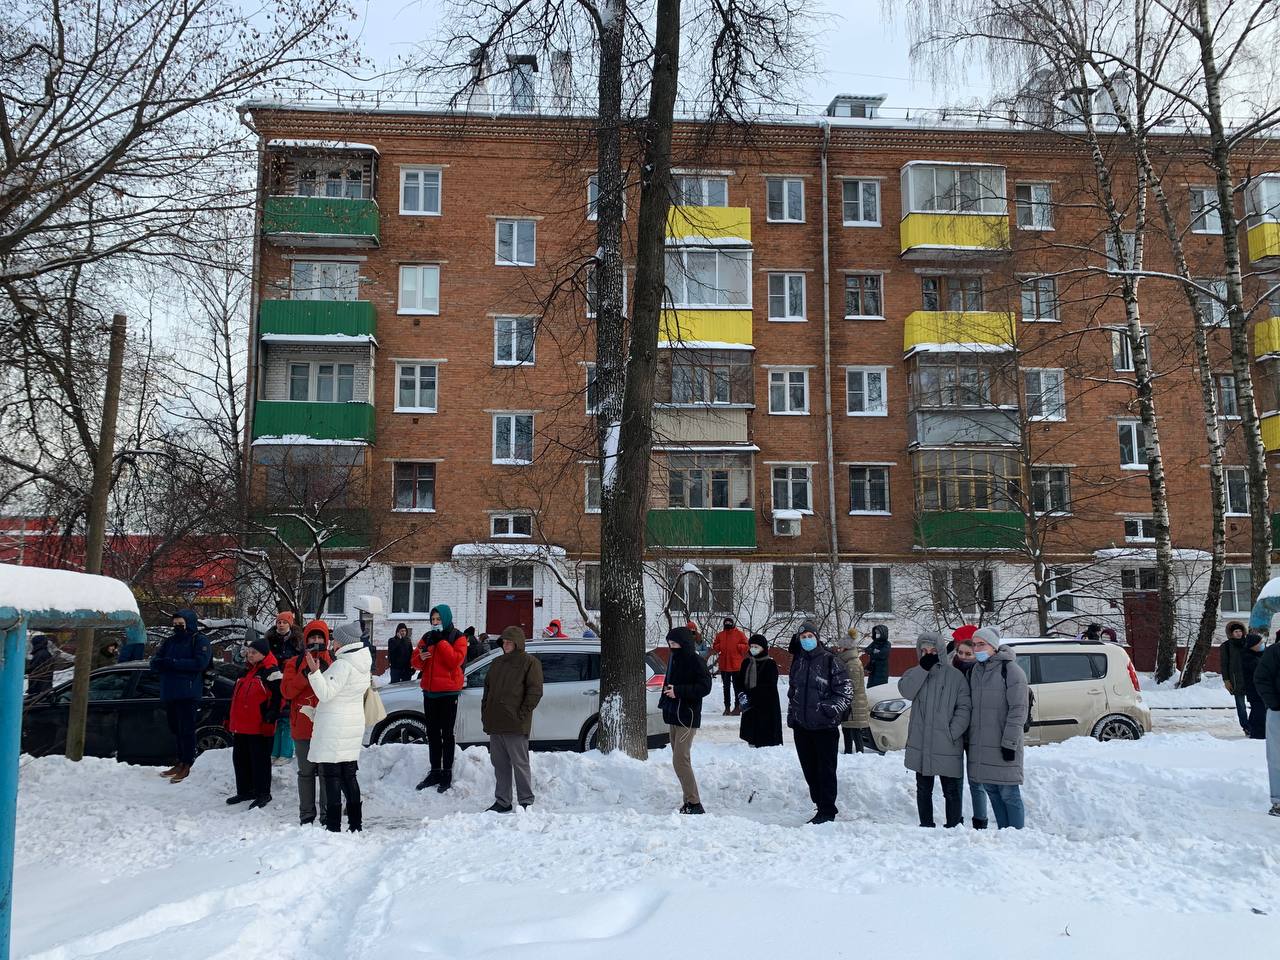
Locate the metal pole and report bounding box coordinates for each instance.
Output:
[66,313,128,760]
[0,614,27,960]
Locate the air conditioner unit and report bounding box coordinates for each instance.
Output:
[773,510,802,537]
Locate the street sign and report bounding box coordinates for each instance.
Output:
[175,578,204,591]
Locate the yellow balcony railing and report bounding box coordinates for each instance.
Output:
[660,309,753,346]
[903,310,1016,353]
[1248,221,1280,265]
[1255,316,1280,359]
[667,205,752,244]
[899,212,1010,258]
[1262,412,1280,452]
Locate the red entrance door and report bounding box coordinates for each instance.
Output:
[486,589,534,637]
[1122,590,1161,671]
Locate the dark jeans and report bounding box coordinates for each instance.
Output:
[390,667,413,684]
[1234,693,1251,733]
[793,726,840,816]
[320,761,362,832]
[165,698,198,765]
[231,733,273,800]
[916,773,963,827]
[842,727,866,754]
[721,671,740,712]
[424,694,459,772]
[1248,696,1268,740]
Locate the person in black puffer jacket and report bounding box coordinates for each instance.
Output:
[1242,632,1267,740]
[863,623,891,688]
[788,621,853,824]
[659,626,712,814]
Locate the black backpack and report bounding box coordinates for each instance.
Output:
[1001,660,1034,734]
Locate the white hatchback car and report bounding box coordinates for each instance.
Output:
[368,640,671,752]
[867,638,1152,753]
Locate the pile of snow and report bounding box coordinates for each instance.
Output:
[0,563,139,616]
[1139,671,1235,709]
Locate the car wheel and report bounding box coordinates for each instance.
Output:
[375,713,429,745]
[194,726,231,756]
[578,716,600,753]
[1092,714,1142,742]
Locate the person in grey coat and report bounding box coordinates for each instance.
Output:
[966,626,1029,829]
[899,630,971,828]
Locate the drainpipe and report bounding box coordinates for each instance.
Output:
[237,106,265,609]
[818,119,841,633]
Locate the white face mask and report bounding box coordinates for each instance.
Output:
[749,645,763,656]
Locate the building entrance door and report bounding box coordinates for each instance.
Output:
[486,589,533,637]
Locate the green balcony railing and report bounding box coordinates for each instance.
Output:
[262,196,380,244]
[914,510,1023,549]
[250,508,370,550]
[645,508,756,549]
[251,401,375,443]
[259,300,376,338]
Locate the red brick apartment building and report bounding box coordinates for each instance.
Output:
[240,85,1280,652]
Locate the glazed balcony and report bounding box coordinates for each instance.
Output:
[899,162,1009,260]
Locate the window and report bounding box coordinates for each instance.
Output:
[1195,278,1228,327]
[395,363,438,412]
[391,566,431,614]
[914,450,1018,512]
[287,362,354,403]
[844,274,884,319]
[666,453,753,508]
[1217,374,1239,417]
[495,219,536,266]
[766,177,804,222]
[1225,466,1250,515]
[291,261,358,301]
[1031,467,1071,514]
[491,513,533,537]
[664,249,752,308]
[398,265,440,314]
[1221,566,1252,613]
[493,414,534,464]
[903,163,1006,214]
[1121,566,1158,591]
[494,316,535,365]
[587,175,599,220]
[296,163,365,199]
[921,275,983,311]
[1123,516,1155,542]
[509,58,536,112]
[1024,368,1066,420]
[585,464,601,512]
[1111,328,1148,372]
[1190,187,1221,234]
[393,462,435,511]
[842,179,880,225]
[768,369,809,414]
[585,364,599,414]
[674,175,728,207]
[1015,183,1053,229]
[1105,231,1138,272]
[490,565,534,588]
[771,465,812,512]
[849,465,890,513]
[666,564,734,614]
[929,568,995,616]
[400,168,442,215]
[1047,567,1074,613]
[1020,277,1058,321]
[302,567,346,618]
[534,653,592,682]
[846,367,887,416]
[851,566,892,614]
[911,356,1010,408]
[772,565,816,614]
[662,349,753,405]
[84,672,133,702]
[584,563,601,611]
[1037,652,1107,683]
[1118,421,1148,469]
[767,273,806,321]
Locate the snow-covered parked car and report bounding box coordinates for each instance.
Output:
[868,638,1152,753]
[368,639,671,752]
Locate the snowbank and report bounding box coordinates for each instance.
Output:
[0,563,138,616]
[1139,672,1235,709]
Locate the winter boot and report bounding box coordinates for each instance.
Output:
[160,765,180,778]
[167,764,191,784]
[436,770,453,793]
[226,794,251,805]
[722,708,731,716]
[347,802,363,832]
[971,817,989,830]
[487,801,513,813]
[730,707,741,716]
[300,815,316,826]
[1269,803,1280,818]
[679,802,705,815]
[416,769,442,791]
[807,810,836,825]
[248,795,272,810]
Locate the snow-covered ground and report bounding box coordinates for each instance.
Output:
[14,723,1278,959]
[1138,671,1235,709]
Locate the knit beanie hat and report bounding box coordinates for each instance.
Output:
[798,621,818,638]
[247,636,271,656]
[972,625,1002,649]
[951,624,978,643]
[749,633,768,655]
[333,622,364,648]
[275,611,295,625]
[666,626,696,651]
[916,630,944,655]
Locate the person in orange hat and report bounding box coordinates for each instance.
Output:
[281,620,334,825]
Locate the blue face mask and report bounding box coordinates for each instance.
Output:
[799,636,818,652]
[975,650,991,663]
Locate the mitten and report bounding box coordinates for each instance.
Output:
[1001,746,1016,762]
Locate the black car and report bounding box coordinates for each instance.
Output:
[22,663,236,765]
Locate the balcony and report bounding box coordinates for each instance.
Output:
[645,509,756,549]
[659,309,753,346]
[1247,222,1280,267]
[652,408,749,445]
[1255,316,1280,359]
[251,401,376,444]
[250,508,370,550]
[666,205,752,244]
[899,213,1011,259]
[908,409,1021,447]
[914,510,1023,549]
[903,310,1016,354]
[259,300,376,339]
[262,196,380,248]
[1262,412,1280,453]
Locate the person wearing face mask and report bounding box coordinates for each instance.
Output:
[787,622,853,824]
[226,637,284,809]
[1220,621,1250,736]
[966,626,1029,829]
[387,622,415,684]
[305,621,373,832]
[1241,632,1267,740]
[950,633,987,828]
[281,620,334,825]
[711,617,749,716]
[412,604,469,792]
[659,626,713,813]
[836,627,871,755]
[150,609,212,785]
[736,634,782,748]
[863,623,891,688]
[899,631,971,828]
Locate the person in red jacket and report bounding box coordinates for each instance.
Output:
[281,620,334,825]
[711,618,750,716]
[226,637,283,809]
[411,604,469,793]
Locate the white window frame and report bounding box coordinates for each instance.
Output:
[765,176,805,222]
[290,260,359,301]
[1118,420,1149,470]
[1123,516,1155,543]
[674,175,729,207]
[851,565,893,614]
[902,162,1007,216]
[1112,328,1147,372]
[399,167,442,216]
[841,179,881,226]
[1015,183,1053,230]
[397,264,441,315]
[585,363,600,414]
[771,464,813,514]
[1225,466,1250,516]
[845,366,888,417]
[1024,368,1066,421]
[494,316,536,366]
[492,413,535,465]
[767,272,806,321]
[490,513,533,538]
[390,566,433,614]
[1221,566,1252,614]
[1195,278,1228,327]
[1217,373,1240,419]
[392,462,436,513]
[768,368,810,415]
[394,362,438,413]
[664,249,753,308]
[587,173,625,222]
[848,465,891,515]
[495,219,537,267]
[1047,566,1074,614]
[843,273,884,319]
[287,360,356,403]
[1190,186,1222,235]
[1031,466,1072,515]
[585,464,602,513]
[1105,231,1138,273]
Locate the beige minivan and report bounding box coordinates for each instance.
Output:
[867,638,1152,753]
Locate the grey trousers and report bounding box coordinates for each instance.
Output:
[489,733,534,806]
[295,738,327,822]
[669,725,700,805]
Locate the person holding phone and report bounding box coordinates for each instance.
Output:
[659,626,712,814]
[304,622,372,832]
[281,620,334,825]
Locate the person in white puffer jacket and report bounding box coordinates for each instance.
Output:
[305,622,372,832]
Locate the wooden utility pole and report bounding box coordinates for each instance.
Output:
[65,312,128,760]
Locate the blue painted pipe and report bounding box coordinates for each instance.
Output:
[0,613,26,960]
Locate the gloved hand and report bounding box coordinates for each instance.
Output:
[736,692,749,710]
[1001,746,1016,762]
[919,653,939,670]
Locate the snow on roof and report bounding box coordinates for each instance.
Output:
[450,542,567,559]
[266,138,379,154]
[905,343,1015,356]
[657,341,755,351]
[0,563,140,617]
[1093,547,1212,562]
